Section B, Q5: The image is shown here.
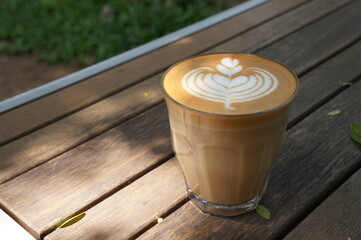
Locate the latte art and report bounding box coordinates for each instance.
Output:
[163,53,297,115]
[181,58,278,110]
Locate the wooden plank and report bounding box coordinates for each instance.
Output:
[284,169,361,240]
[256,0,361,75]
[208,0,353,54]
[288,40,361,124]
[0,77,163,184]
[1,2,361,238]
[0,209,35,240]
[137,76,361,240]
[0,104,173,239]
[45,159,185,240]
[0,0,355,185]
[0,0,308,146]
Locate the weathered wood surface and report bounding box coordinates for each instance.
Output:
[137,77,361,240]
[256,0,361,76]
[0,78,163,184]
[208,0,352,54]
[289,40,361,125]
[284,169,361,240]
[2,26,361,240]
[0,0,307,146]
[0,0,355,185]
[45,158,185,240]
[0,104,173,239]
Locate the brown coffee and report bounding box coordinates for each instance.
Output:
[162,53,298,216]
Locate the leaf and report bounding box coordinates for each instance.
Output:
[143,92,149,97]
[350,124,361,144]
[58,212,86,229]
[339,81,353,86]
[256,204,270,220]
[327,110,341,116]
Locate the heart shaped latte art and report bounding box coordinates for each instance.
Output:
[181,57,279,110]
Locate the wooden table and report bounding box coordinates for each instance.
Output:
[1,0,361,239]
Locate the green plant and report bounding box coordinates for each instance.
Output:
[0,0,228,65]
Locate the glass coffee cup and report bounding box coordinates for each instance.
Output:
[161,53,298,216]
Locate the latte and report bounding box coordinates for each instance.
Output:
[162,53,298,216]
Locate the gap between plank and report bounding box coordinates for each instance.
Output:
[289,72,361,128]
[41,152,175,238]
[129,195,189,240]
[200,0,314,54]
[297,35,361,77]
[0,99,165,186]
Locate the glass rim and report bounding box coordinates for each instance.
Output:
[160,52,299,118]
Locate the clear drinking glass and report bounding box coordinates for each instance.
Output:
[161,53,298,216]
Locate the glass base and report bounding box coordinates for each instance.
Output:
[187,184,267,217]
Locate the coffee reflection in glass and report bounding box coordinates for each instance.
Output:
[161,53,298,216]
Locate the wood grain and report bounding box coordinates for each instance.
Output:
[45,158,186,240]
[0,104,173,239]
[0,76,162,184]
[256,0,361,75]
[0,0,308,145]
[208,0,353,54]
[284,169,361,240]
[0,0,355,185]
[137,75,361,240]
[289,40,361,124]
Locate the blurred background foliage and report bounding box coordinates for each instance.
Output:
[0,0,228,66]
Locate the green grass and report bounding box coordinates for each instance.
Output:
[0,0,228,66]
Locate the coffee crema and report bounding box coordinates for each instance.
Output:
[162,53,298,115]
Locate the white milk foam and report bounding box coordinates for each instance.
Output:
[181,58,278,110]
